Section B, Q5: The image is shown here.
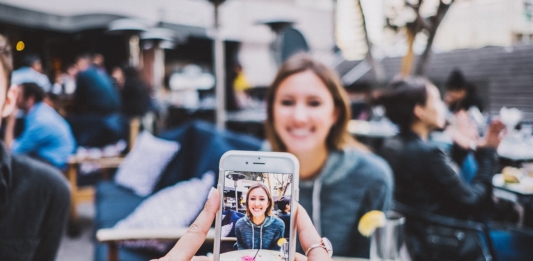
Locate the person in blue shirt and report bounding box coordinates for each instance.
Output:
[11,53,51,92]
[5,82,76,169]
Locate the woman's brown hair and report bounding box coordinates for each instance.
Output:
[245,183,274,219]
[379,77,430,132]
[265,53,365,152]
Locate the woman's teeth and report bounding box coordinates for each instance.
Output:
[290,128,311,136]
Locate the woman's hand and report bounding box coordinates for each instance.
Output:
[150,188,220,261]
[293,205,333,261]
[446,110,479,150]
[151,188,332,261]
[477,119,505,149]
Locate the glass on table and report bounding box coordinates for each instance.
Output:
[279,241,289,260]
[369,211,405,261]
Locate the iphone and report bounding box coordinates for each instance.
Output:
[214,151,299,261]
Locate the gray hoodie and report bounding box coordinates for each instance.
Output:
[297,148,393,258]
[235,215,285,250]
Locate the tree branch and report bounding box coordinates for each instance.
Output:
[405,0,432,30]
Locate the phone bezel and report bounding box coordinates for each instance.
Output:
[214,150,299,261]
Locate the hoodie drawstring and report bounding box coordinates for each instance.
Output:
[312,178,322,235]
[252,224,254,249]
[251,219,265,249]
[260,224,263,250]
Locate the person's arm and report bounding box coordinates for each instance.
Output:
[10,121,46,155]
[150,189,333,261]
[425,147,491,206]
[426,120,504,211]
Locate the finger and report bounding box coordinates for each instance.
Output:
[295,204,322,252]
[152,256,212,261]
[294,252,307,261]
[165,188,220,261]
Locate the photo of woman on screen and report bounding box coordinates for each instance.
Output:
[234,183,285,250]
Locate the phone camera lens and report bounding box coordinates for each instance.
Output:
[258,157,260,160]
[246,162,248,164]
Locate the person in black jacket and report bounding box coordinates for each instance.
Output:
[0,34,70,261]
[276,197,291,239]
[378,77,504,219]
[377,77,533,260]
[111,66,150,118]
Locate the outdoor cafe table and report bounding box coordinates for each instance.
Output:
[219,249,365,261]
[493,174,533,227]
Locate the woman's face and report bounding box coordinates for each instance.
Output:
[247,187,270,218]
[273,70,338,154]
[416,84,447,130]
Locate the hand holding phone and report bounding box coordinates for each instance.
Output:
[215,151,299,261]
[151,188,332,261]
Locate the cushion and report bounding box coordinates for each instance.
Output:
[114,171,215,230]
[114,131,180,197]
[95,181,147,230]
[94,182,155,260]
[152,120,262,193]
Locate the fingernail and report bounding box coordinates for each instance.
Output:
[207,187,216,199]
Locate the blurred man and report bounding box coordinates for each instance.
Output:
[0,34,70,261]
[11,53,51,92]
[4,82,76,169]
[68,53,123,147]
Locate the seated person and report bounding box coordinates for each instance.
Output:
[5,82,76,169]
[68,53,123,147]
[377,77,533,260]
[234,183,285,251]
[220,207,245,252]
[222,207,245,238]
[263,54,393,257]
[444,69,484,114]
[0,33,70,261]
[111,66,150,118]
[378,77,502,219]
[276,197,291,239]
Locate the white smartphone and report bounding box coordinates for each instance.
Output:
[214,150,299,261]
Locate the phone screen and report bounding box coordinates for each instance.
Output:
[219,170,293,261]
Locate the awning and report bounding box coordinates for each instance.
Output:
[0,2,208,38]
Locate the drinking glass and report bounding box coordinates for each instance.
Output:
[370,211,405,261]
[279,241,289,260]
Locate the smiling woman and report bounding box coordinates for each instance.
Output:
[263,53,393,258]
[234,183,285,251]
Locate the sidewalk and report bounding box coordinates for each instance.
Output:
[56,202,95,261]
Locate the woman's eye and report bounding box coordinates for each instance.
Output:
[281,100,294,106]
[308,100,321,107]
